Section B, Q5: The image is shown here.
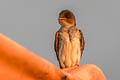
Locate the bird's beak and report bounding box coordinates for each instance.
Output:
[59,18,66,20]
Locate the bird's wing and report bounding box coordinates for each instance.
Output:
[79,29,85,57]
[54,31,59,60]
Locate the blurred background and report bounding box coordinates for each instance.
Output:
[0,0,120,79]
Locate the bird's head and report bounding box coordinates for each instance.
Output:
[58,10,76,27]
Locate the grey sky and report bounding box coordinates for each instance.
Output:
[0,0,120,79]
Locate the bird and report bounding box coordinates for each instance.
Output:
[54,10,85,69]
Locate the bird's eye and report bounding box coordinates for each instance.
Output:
[65,15,71,19]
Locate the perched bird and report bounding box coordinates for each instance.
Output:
[54,10,85,69]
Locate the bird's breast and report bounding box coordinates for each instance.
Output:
[58,31,81,68]
[59,32,70,42]
[59,31,80,42]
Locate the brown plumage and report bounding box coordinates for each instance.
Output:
[54,10,85,69]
